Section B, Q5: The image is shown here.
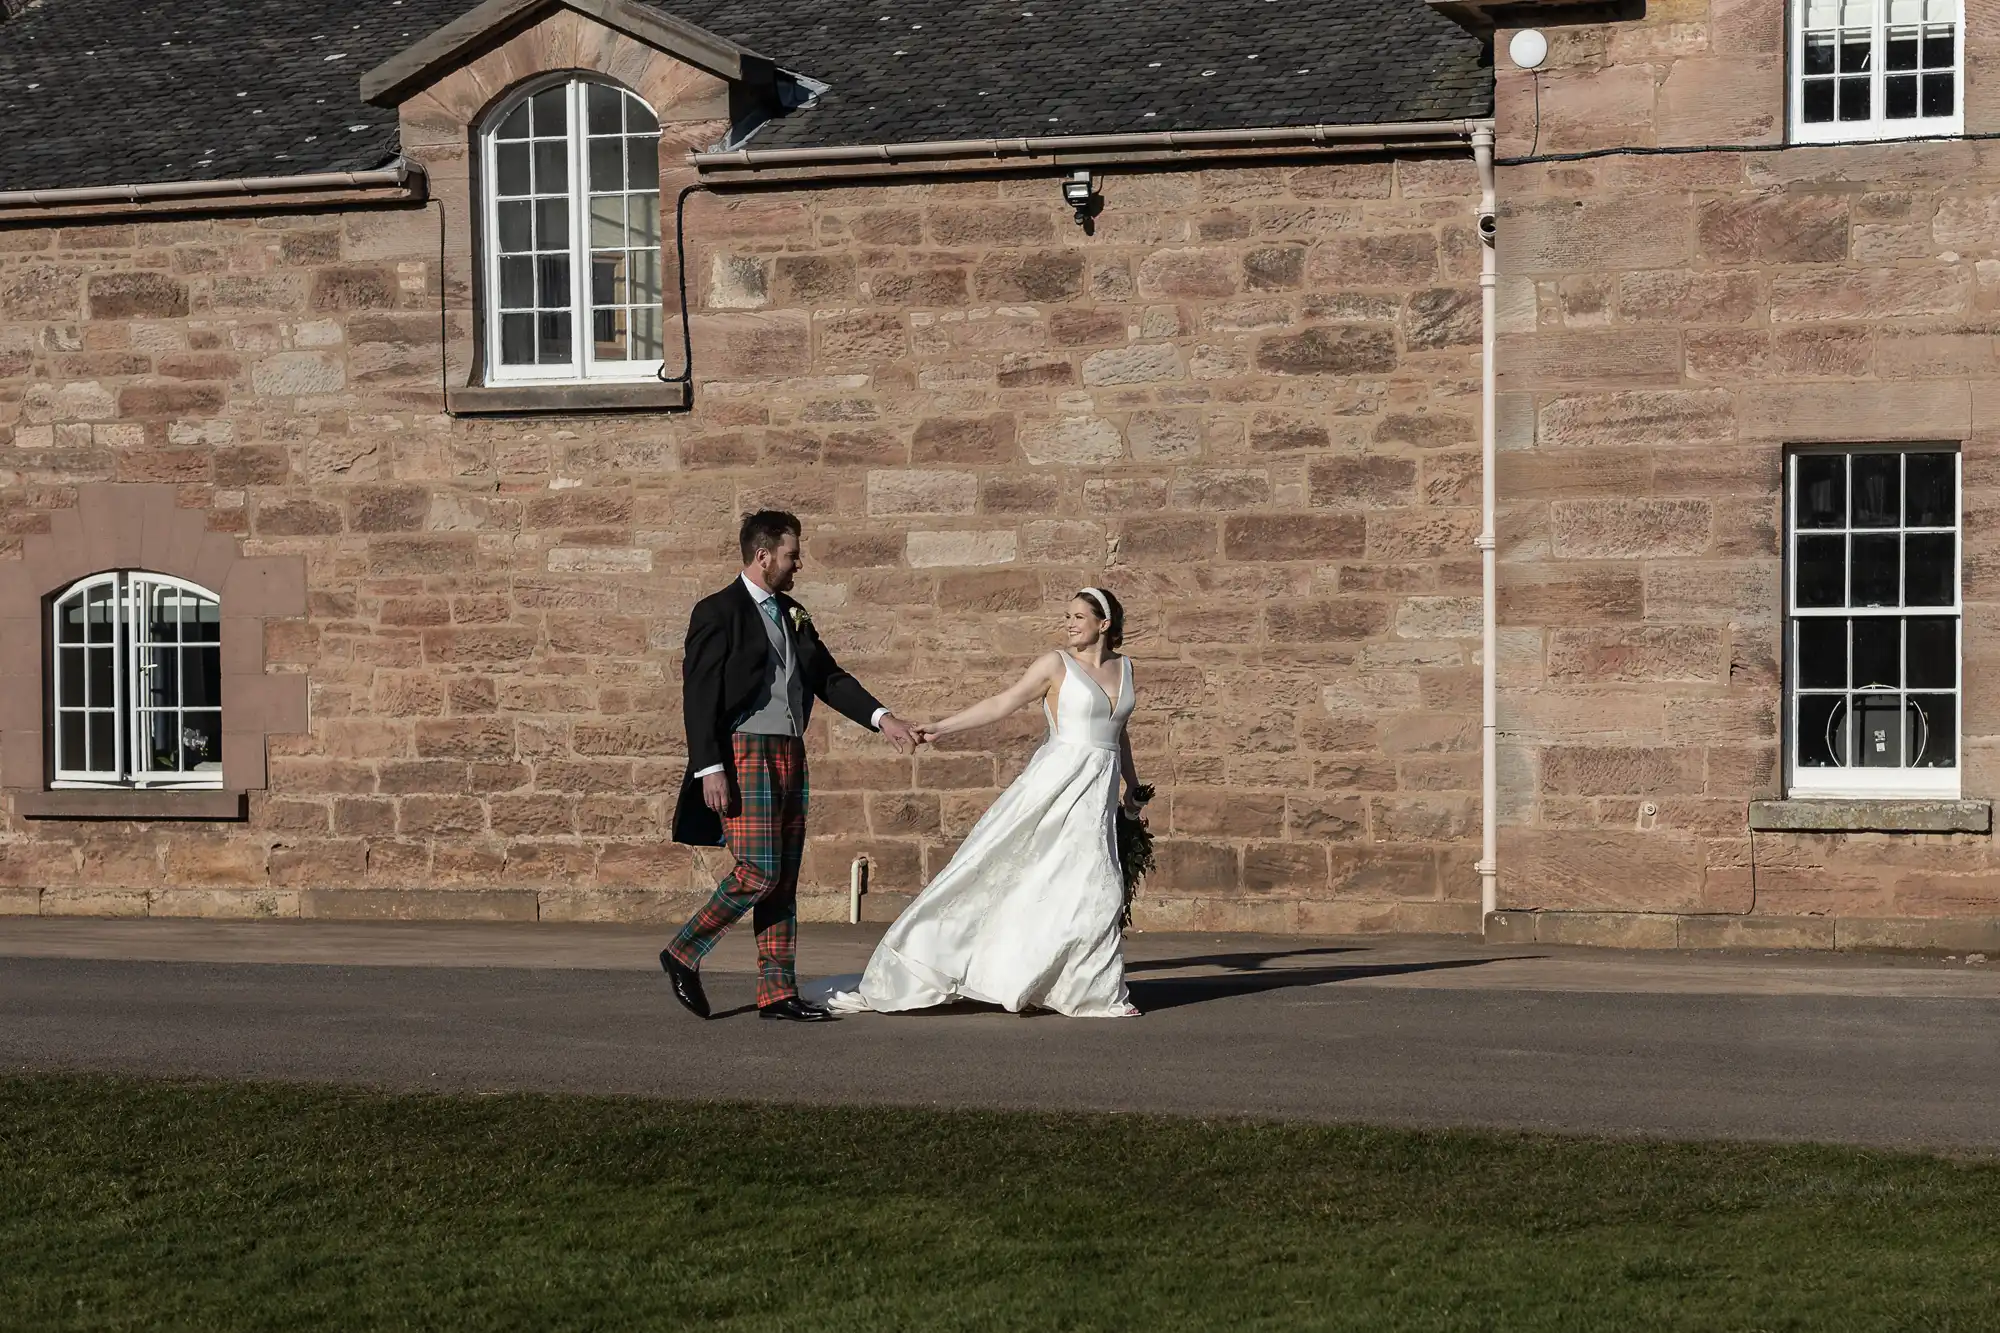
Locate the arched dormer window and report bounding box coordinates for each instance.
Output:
[50,572,222,789]
[481,77,663,382]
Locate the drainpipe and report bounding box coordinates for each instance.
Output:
[1473,122,1499,930]
[0,161,420,209]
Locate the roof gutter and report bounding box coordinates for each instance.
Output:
[0,160,425,222]
[693,118,1480,179]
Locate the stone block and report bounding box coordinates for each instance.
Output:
[86,271,188,319]
[867,470,977,517]
[1020,416,1123,464]
[1534,910,1681,950]
[1503,194,1693,275]
[1678,915,1838,949]
[1538,390,1735,449]
[1255,325,1397,376]
[905,529,1017,568]
[1738,381,1970,439]
[1548,626,1726,683]
[1497,330,1683,389]
[300,889,539,921]
[1770,267,1965,321]
[1550,499,1712,558]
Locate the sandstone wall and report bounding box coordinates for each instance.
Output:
[0,138,1486,929]
[1495,3,2000,928]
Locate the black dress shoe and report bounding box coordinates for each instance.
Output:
[758,996,837,1023]
[660,950,710,1019]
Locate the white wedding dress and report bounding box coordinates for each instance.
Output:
[815,654,1140,1018]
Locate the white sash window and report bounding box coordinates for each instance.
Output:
[1786,448,1960,798]
[481,78,664,383]
[50,572,223,789]
[1792,0,1962,143]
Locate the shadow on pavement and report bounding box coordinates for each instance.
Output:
[1125,946,1367,974]
[1128,956,1530,1012]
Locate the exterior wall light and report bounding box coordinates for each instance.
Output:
[1062,169,1099,230]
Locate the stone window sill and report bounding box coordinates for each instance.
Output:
[1749,798,1992,834]
[14,789,247,821]
[446,380,688,416]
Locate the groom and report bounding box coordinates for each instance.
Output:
[662,510,920,1022]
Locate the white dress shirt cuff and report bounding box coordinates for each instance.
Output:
[692,763,725,779]
[871,708,891,729]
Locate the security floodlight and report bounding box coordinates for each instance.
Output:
[1062,169,1096,227]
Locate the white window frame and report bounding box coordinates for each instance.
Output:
[49,571,224,791]
[1785,446,1961,800]
[478,75,665,385]
[1790,0,1964,144]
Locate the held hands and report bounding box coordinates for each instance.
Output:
[878,714,923,755]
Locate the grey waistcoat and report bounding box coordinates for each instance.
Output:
[735,599,807,737]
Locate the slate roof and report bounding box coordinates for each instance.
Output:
[0,0,1490,192]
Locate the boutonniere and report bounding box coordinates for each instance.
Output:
[789,604,811,631]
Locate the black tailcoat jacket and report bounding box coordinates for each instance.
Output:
[672,579,885,846]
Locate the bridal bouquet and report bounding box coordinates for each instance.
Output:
[1115,785,1155,930]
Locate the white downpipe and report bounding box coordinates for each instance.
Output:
[1473,123,1499,929]
[849,855,869,925]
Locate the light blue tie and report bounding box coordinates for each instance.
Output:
[760,597,783,628]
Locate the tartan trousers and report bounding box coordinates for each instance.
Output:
[666,733,809,1007]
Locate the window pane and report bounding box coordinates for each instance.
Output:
[57,646,85,706]
[87,586,114,643]
[1851,454,1899,527]
[1922,72,1953,116]
[1839,77,1872,119]
[190,598,218,644]
[1887,30,1920,69]
[590,195,625,249]
[59,712,85,771]
[1905,533,1954,605]
[535,254,570,309]
[626,137,659,189]
[146,709,179,772]
[500,313,535,364]
[1840,32,1874,71]
[184,645,221,709]
[1852,618,1899,688]
[87,713,116,773]
[631,305,663,359]
[1925,28,1954,67]
[1887,74,1919,117]
[144,646,175,707]
[594,305,627,361]
[1905,453,1953,525]
[629,194,661,247]
[533,140,568,195]
[1797,455,1844,528]
[532,86,567,136]
[1804,79,1836,122]
[500,255,534,308]
[59,598,84,643]
[1854,695,1904,767]
[1910,694,1956,767]
[1798,534,1846,607]
[1851,534,1900,605]
[587,82,623,135]
[1798,619,1847,688]
[182,714,221,770]
[592,251,626,307]
[496,142,530,196]
[1805,33,1836,75]
[1907,617,1955,688]
[1798,694,1844,768]
[498,200,532,252]
[626,98,660,134]
[628,244,661,304]
[87,647,113,708]
[538,311,572,364]
[497,101,530,139]
[534,197,569,250]
[590,139,623,194]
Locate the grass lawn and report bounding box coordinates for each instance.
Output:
[3,1075,1998,1331]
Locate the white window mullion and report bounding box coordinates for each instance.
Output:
[570,79,591,375]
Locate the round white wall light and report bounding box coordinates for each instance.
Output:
[1508,29,1549,70]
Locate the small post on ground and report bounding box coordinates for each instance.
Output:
[849,855,869,924]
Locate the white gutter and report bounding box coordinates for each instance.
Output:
[1472,121,1499,930]
[695,119,1479,171]
[0,161,419,210]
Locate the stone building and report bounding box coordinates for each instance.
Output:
[0,0,1994,951]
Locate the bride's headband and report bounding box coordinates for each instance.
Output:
[1077,587,1113,622]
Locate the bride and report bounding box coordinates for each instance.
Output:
[814,587,1144,1018]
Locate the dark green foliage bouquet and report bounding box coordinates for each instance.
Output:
[1115,784,1155,929]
